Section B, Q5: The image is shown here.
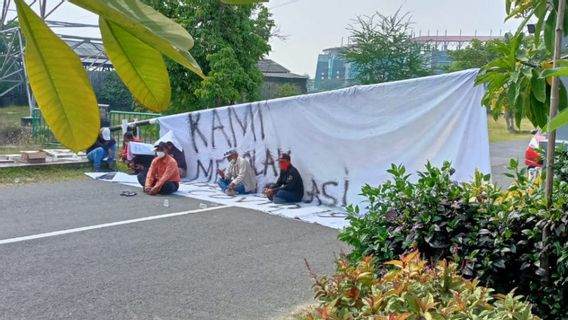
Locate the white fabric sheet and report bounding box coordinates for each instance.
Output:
[156,69,489,209]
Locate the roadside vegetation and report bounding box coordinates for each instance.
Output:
[301,150,568,319]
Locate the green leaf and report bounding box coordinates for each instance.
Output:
[100,18,170,112]
[15,0,99,152]
[70,0,193,50]
[560,80,568,111]
[68,0,204,78]
[544,10,557,53]
[541,67,568,78]
[548,107,568,131]
[531,70,547,103]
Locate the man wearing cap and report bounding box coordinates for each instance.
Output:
[263,153,304,204]
[86,127,116,172]
[217,149,257,196]
[137,142,181,195]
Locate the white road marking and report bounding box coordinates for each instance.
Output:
[0,205,230,245]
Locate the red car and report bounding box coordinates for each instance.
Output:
[525,126,568,168]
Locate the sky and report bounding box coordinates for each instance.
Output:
[9,0,522,78]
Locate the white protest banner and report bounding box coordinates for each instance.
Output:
[157,69,490,208]
[127,142,155,160]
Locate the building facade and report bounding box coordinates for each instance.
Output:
[257,59,308,100]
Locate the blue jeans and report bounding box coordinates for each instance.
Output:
[265,183,302,204]
[272,190,303,204]
[137,173,179,195]
[217,178,247,194]
[87,145,116,171]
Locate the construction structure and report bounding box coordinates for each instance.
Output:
[0,0,110,116]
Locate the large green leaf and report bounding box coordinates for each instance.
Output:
[544,10,556,53]
[70,0,192,50]
[549,108,568,131]
[541,66,568,78]
[100,18,170,112]
[16,0,99,152]
[68,0,204,78]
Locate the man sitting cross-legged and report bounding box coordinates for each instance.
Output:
[217,149,257,196]
[263,153,304,204]
[137,142,180,196]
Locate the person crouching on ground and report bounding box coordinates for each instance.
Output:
[137,142,180,195]
[86,127,116,172]
[263,153,304,204]
[217,149,257,196]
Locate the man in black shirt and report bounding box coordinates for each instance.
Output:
[165,141,187,178]
[263,153,304,204]
[86,127,116,172]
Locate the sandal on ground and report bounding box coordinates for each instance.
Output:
[120,190,137,197]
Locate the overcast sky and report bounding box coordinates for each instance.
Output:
[13,0,522,78]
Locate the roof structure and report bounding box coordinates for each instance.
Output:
[413,35,502,42]
[257,59,308,80]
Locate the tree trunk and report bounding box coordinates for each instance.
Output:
[543,0,566,283]
[505,111,517,133]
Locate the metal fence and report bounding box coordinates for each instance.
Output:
[31,108,161,148]
[31,108,57,146]
[110,110,161,147]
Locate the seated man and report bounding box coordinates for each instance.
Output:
[217,149,257,196]
[137,142,180,195]
[121,132,141,164]
[263,153,304,204]
[86,127,116,172]
[165,141,187,178]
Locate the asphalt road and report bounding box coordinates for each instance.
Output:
[490,138,530,187]
[0,139,528,320]
[0,180,345,320]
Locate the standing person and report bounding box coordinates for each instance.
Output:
[86,127,116,172]
[217,149,257,196]
[137,142,181,195]
[263,153,304,204]
[121,132,141,163]
[165,141,187,178]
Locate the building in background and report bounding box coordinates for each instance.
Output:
[313,47,358,92]
[258,59,308,100]
[414,35,502,73]
[312,34,501,92]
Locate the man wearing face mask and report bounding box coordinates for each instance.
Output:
[263,153,304,204]
[217,149,257,196]
[137,142,180,195]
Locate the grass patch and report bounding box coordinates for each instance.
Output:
[0,164,88,186]
[488,117,534,142]
[0,105,28,128]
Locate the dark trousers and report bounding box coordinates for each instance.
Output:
[137,173,179,195]
[265,183,302,204]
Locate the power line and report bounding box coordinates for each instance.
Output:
[269,0,301,10]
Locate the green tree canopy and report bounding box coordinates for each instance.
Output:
[143,0,274,112]
[446,39,502,72]
[343,10,431,85]
[273,83,301,98]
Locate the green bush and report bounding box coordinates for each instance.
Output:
[339,160,568,319]
[301,251,540,320]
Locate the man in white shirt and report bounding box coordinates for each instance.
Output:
[217,149,257,195]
